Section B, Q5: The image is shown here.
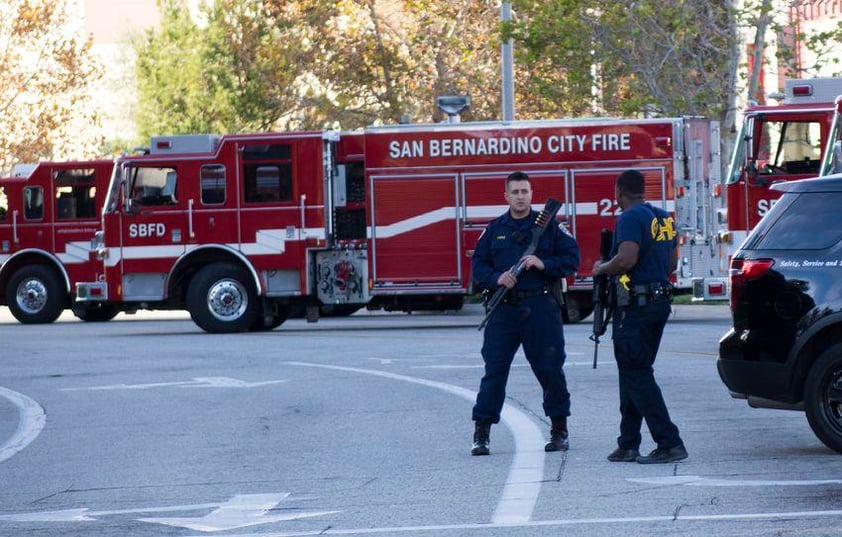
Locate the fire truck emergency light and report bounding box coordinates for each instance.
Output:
[791,84,813,97]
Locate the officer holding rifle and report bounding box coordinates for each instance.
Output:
[592,169,687,464]
[470,171,580,456]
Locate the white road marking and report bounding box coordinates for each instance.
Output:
[411,364,529,370]
[0,504,233,522]
[286,362,545,525]
[179,509,842,537]
[61,377,287,391]
[367,358,395,365]
[141,493,339,532]
[629,475,842,487]
[0,494,338,532]
[412,361,592,370]
[0,387,46,464]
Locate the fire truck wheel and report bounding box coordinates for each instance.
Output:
[7,265,67,324]
[187,263,259,333]
[73,304,119,322]
[250,304,290,331]
[562,292,594,324]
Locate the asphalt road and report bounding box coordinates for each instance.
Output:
[1,303,840,537]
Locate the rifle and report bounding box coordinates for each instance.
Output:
[478,198,562,331]
[589,228,614,369]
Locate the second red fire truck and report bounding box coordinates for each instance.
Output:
[693,77,842,300]
[0,160,117,323]
[72,115,724,333]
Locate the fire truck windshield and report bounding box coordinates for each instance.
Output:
[757,119,822,175]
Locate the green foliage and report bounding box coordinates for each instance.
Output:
[134,0,207,138]
[132,0,842,138]
[510,0,736,122]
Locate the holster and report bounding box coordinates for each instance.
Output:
[548,280,565,308]
[615,279,631,307]
[617,281,672,307]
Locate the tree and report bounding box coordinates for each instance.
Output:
[0,0,102,174]
[134,0,207,138]
[296,0,503,126]
[134,0,506,133]
[509,0,738,122]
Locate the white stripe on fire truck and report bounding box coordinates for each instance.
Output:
[99,199,679,264]
[56,241,93,264]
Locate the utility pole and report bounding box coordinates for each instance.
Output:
[501,2,515,121]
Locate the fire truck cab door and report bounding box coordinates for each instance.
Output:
[117,165,186,301]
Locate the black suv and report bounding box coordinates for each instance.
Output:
[718,174,842,453]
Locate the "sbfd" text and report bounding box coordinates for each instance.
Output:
[129,223,166,238]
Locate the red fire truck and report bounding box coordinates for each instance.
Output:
[0,160,118,323]
[75,117,722,333]
[693,77,842,300]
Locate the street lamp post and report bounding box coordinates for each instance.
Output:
[501,2,515,121]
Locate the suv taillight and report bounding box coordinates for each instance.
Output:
[729,258,774,311]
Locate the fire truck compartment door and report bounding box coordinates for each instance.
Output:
[118,167,187,301]
[369,174,460,289]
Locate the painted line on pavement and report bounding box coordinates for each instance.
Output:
[630,475,842,487]
[182,509,842,537]
[286,362,545,525]
[0,387,46,464]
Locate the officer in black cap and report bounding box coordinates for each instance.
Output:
[470,171,580,456]
[592,169,687,464]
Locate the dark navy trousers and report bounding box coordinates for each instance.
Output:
[612,296,682,450]
[473,294,570,424]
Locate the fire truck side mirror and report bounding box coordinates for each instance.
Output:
[744,160,761,185]
[124,198,140,215]
[121,180,138,214]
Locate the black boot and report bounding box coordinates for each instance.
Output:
[471,422,491,456]
[544,416,569,452]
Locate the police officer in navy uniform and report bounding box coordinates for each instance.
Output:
[470,171,580,456]
[592,169,687,464]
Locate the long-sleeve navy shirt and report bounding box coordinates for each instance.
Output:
[472,209,580,292]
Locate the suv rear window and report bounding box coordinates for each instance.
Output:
[752,192,842,250]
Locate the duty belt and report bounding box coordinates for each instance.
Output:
[630,282,672,297]
[502,287,549,305]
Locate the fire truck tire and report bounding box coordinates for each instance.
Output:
[7,265,67,324]
[250,303,290,331]
[562,292,594,324]
[73,303,119,322]
[187,263,259,333]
